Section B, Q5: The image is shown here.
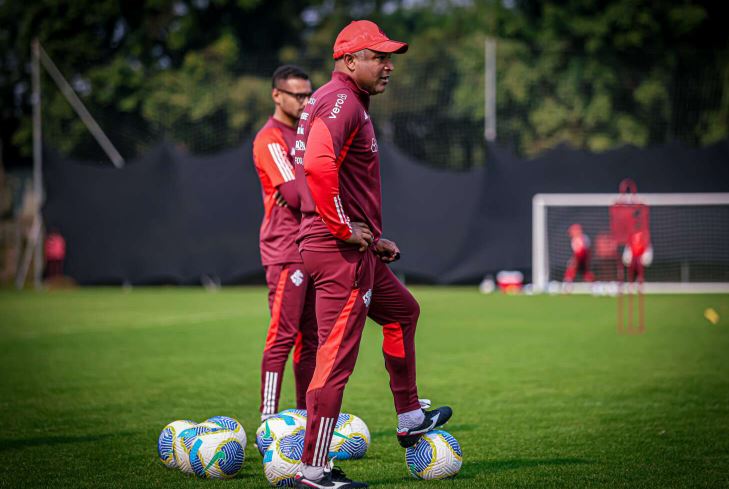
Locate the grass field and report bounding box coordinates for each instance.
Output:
[0,287,728,488]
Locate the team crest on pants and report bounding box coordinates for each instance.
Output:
[290,270,304,287]
[362,289,372,308]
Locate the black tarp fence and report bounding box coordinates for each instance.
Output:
[43,139,729,285]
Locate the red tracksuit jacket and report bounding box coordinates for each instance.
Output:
[252,117,303,265]
[293,71,383,251]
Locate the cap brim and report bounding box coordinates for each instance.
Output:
[368,39,408,54]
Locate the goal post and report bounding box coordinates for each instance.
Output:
[532,193,729,294]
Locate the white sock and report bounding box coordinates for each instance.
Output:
[397,408,425,431]
[302,463,325,481]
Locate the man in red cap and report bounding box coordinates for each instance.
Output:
[291,21,452,488]
[251,65,318,421]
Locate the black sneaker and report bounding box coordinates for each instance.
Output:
[294,467,368,488]
[396,406,453,448]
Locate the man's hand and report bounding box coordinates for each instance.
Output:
[344,221,373,252]
[273,190,287,207]
[373,237,401,262]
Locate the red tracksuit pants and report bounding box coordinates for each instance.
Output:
[564,253,595,282]
[300,248,421,467]
[260,263,318,416]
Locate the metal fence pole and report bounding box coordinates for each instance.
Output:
[37,42,125,168]
[484,38,497,142]
[31,38,43,290]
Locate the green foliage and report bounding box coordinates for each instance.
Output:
[495,0,728,157]
[700,62,729,146]
[1,0,727,167]
[228,76,272,137]
[142,34,237,132]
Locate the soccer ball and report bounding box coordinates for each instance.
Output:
[329,413,370,460]
[188,428,246,479]
[204,416,247,448]
[279,408,307,425]
[262,430,305,487]
[256,413,305,456]
[173,423,225,474]
[158,420,195,468]
[405,430,462,480]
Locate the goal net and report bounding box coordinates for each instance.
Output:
[532,193,729,293]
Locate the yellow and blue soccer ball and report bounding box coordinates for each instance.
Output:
[262,430,306,487]
[328,413,370,460]
[173,423,225,474]
[158,420,196,468]
[188,428,246,479]
[278,408,307,425]
[204,416,247,447]
[405,430,462,480]
[256,413,305,456]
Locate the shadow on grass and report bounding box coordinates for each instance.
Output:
[0,432,126,452]
[461,457,593,476]
[370,423,479,438]
[364,458,593,485]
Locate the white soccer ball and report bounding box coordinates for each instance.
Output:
[173,423,225,474]
[278,408,307,425]
[262,430,306,487]
[188,428,246,479]
[204,416,247,448]
[329,413,370,460]
[157,420,196,468]
[256,413,306,456]
[405,430,462,480]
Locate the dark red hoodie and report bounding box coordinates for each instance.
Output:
[293,71,383,251]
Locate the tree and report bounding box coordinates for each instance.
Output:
[1,0,727,169]
[0,0,315,164]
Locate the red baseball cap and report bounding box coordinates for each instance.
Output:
[332,20,408,59]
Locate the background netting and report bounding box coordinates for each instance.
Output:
[546,204,729,284]
[40,46,727,170]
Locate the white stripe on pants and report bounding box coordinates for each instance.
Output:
[263,371,279,415]
[312,416,334,467]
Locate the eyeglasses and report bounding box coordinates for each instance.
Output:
[276,87,313,102]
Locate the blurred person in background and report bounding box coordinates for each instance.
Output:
[622,229,653,282]
[291,21,452,489]
[563,223,594,291]
[591,231,620,296]
[251,65,318,421]
[44,227,66,278]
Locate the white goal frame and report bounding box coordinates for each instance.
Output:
[532,193,729,294]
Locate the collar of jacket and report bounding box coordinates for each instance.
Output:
[331,71,371,110]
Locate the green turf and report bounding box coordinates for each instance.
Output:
[1,287,728,488]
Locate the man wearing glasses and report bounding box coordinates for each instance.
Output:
[251,65,317,422]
